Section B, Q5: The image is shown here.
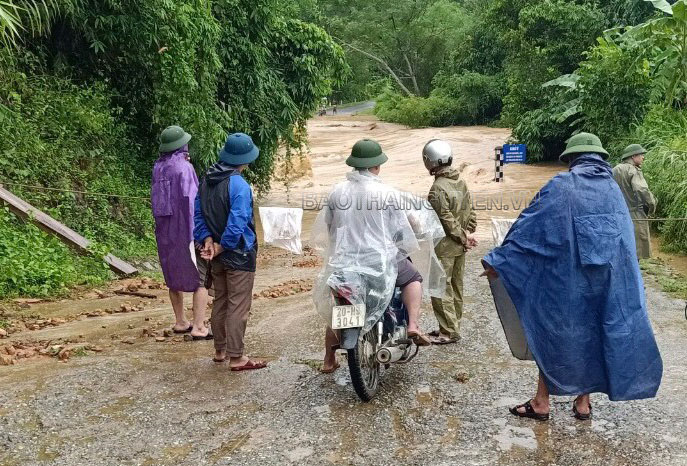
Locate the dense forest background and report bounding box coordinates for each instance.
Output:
[307,0,686,255]
[1,0,686,298]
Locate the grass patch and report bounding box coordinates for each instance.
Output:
[640,258,687,300]
[73,346,89,357]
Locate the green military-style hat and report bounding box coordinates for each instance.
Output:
[346,139,388,168]
[621,144,647,160]
[159,125,191,153]
[559,132,609,163]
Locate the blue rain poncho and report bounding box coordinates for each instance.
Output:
[483,154,662,400]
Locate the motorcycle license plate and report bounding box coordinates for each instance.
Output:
[331,304,366,330]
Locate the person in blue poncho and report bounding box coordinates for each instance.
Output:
[482,133,663,421]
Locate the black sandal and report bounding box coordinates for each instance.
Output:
[572,399,592,420]
[509,400,550,421]
[173,325,193,334]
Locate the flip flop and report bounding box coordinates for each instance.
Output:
[432,335,459,345]
[428,330,441,337]
[572,400,592,420]
[408,331,432,347]
[509,400,549,421]
[192,332,214,341]
[212,357,226,363]
[320,362,340,374]
[230,360,268,371]
[173,325,193,334]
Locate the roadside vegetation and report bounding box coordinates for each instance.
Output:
[0,0,345,297]
[641,258,687,300]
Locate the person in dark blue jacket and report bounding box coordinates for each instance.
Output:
[194,133,266,371]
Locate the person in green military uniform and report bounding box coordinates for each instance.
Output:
[612,144,657,259]
[423,139,478,345]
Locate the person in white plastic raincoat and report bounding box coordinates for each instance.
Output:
[311,139,446,373]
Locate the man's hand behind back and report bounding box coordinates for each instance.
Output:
[465,234,478,250]
[200,237,215,261]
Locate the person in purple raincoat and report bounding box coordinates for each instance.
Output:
[151,126,211,339]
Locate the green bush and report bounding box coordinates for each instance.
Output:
[501,0,606,124]
[431,72,505,125]
[577,40,652,157]
[0,57,155,258]
[510,106,570,162]
[375,73,504,128]
[0,208,112,298]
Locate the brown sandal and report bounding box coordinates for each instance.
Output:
[320,362,340,374]
[408,331,432,347]
[230,360,268,371]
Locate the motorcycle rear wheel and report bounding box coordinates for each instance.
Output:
[348,328,380,401]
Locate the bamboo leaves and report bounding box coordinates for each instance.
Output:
[0,0,59,47]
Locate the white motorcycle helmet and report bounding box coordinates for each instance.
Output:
[422,139,453,174]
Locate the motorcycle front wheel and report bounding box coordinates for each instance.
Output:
[348,328,380,401]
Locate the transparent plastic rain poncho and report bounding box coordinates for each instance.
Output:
[258,207,304,254]
[311,170,446,333]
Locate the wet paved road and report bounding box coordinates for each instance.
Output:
[1,244,686,465]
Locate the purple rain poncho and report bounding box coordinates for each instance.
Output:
[151,145,201,292]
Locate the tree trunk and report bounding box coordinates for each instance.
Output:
[334,37,415,96]
[404,54,421,95]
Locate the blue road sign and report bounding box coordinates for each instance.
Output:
[503,144,526,164]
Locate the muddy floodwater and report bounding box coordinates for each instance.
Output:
[1,115,686,465]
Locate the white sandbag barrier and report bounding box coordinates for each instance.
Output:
[487,216,534,361]
[491,217,517,246]
[258,207,304,255]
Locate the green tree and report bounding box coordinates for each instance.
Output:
[317,0,471,96]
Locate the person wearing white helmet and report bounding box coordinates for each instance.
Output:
[424,139,478,344]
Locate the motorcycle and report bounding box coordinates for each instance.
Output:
[330,277,419,401]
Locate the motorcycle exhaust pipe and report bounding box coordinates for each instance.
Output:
[377,345,406,364]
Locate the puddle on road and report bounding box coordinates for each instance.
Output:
[141,443,193,466]
[439,416,462,445]
[99,396,135,421]
[217,400,262,429]
[285,446,315,462]
[416,384,433,405]
[391,410,417,460]
[209,433,251,463]
[492,419,538,451]
[37,445,60,462]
